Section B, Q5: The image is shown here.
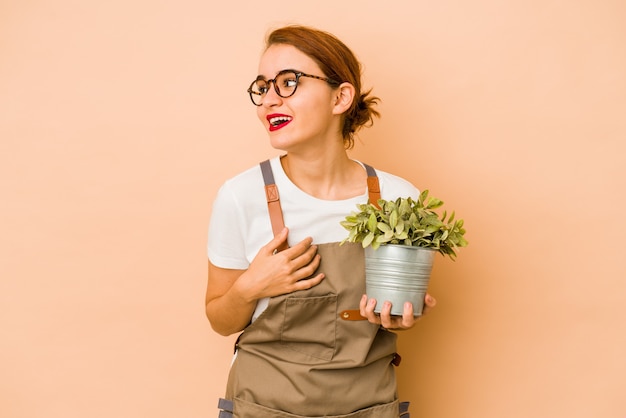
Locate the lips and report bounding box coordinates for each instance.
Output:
[267,114,293,131]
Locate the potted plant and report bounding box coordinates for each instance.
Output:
[340,190,468,316]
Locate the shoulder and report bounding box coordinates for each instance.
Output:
[220,163,264,194]
[372,167,420,200]
[215,158,280,205]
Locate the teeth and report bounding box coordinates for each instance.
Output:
[269,116,292,126]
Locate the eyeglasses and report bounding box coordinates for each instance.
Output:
[247,69,340,106]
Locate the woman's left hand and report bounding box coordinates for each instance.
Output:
[359,293,437,330]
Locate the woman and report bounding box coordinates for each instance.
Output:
[206,25,436,418]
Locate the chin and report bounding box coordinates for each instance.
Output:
[268,134,296,152]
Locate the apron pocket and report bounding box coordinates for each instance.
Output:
[281,294,337,361]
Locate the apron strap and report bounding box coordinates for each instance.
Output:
[363,163,381,209]
[260,160,289,252]
[399,401,411,417]
[217,398,411,418]
[218,397,409,417]
[217,398,233,417]
[259,160,381,251]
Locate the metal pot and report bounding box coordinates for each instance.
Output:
[364,245,435,316]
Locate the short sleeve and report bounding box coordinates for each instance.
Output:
[207,181,250,270]
[377,170,420,202]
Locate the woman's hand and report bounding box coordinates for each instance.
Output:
[206,227,325,336]
[238,227,325,301]
[359,293,437,330]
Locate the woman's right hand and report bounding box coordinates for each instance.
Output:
[205,227,324,335]
[239,227,325,301]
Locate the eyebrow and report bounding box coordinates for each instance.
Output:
[255,69,300,81]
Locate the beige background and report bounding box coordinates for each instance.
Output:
[2,0,625,417]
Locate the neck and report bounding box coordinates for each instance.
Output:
[280,151,367,200]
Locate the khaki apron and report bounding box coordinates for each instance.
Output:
[218,161,409,418]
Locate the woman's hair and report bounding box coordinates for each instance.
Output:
[266,25,380,149]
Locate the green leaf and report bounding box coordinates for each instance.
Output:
[399,198,411,214]
[377,233,393,243]
[389,210,398,229]
[395,231,408,240]
[426,198,444,209]
[425,225,439,234]
[340,220,356,229]
[367,213,377,232]
[362,232,374,248]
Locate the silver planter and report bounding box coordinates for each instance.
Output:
[364,245,435,316]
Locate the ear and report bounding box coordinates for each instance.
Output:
[332,82,355,115]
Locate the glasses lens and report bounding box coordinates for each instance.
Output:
[249,80,267,105]
[275,71,298,98]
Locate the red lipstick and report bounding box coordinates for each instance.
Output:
[267,113,293,132]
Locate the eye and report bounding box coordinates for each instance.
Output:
[252,80,269,95]
[276,71,299,90]
[282,77,298,88]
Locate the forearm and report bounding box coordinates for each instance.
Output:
[206,278,257,336]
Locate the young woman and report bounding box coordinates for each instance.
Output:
[206,25,436,418]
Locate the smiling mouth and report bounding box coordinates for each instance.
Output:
[268,115,293,131]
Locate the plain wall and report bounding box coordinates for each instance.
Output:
[1,1,625,417]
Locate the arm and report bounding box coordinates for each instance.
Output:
[205,263,255,336]
[205,227,326,336]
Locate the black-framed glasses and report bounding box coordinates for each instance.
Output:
[247,69,340,106]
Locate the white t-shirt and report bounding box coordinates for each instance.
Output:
[207,156,419,321]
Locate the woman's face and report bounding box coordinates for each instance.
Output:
[255,44,341,153]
